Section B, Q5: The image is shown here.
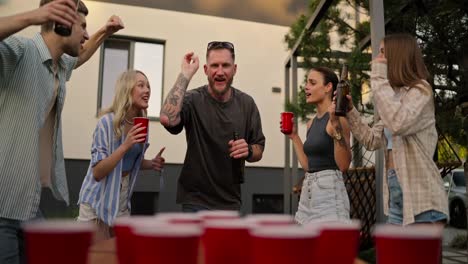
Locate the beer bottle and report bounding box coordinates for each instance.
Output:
[335,64,350,116]
[54,0,80,36]
[232,132,245,184]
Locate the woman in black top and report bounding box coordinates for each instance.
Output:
[281,67,352,225]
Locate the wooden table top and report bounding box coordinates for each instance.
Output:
[88,238,117,264]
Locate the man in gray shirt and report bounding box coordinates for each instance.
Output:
[0,0,124,263]
[160,42,266,212]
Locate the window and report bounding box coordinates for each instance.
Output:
[453,171,466,187]
[98,36,165,120]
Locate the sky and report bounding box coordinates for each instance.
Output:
[87,0,309,26]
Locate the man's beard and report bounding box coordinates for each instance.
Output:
[208,77,234,96]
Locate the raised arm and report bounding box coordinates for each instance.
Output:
[344,96,385,151]
[75,15,124,68]
[160,52,199,127]
[371,62,434,136]
[327,117,352,173]
[0,0,78,41]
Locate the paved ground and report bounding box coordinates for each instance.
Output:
[443,226,467,264]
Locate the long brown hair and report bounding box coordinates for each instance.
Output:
[384,34,431,94]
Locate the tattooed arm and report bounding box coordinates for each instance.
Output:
[329,117,352,172]
[160,52,199,127]
[327,101,352,173]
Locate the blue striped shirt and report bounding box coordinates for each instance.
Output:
[0,33,77,220]
[78,113,148,226]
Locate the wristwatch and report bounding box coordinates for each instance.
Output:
[246,144,253,160]
[332,130,342,141]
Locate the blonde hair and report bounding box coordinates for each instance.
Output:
[100,70,148,138]
[384,34,431,94]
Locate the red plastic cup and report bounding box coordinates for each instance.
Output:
[133,117,149,141]
[114,216,163,264]
[245,214,295,226]
[155,212,202,225]
[197,210,240,221]
[23,220,95,264]
[305,220,361,264]
[202,219,253,264]
[280,112,294,134]
[133,224,202,264]
[250,226,318,264]
[374,224,443,264]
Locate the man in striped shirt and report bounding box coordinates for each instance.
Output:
[0,0,124,263]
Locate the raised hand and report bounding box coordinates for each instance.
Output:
[332,91,354,114]
[28,0,78,27]
[103,15,124,36]
[181,52,199,80]
[151,147,166,172]
[228,138,248,159]
[122,123,146,150]
[280,118,297,139]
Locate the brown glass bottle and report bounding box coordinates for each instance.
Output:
[54,0,80,36]
[335,64,350,116]
[232,132,245,184]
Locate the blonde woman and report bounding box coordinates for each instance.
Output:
[343,34,448,225]
[78,70,165,240]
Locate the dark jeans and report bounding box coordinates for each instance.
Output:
[181,203,212,213]
[0,192,46,264]
[0,218,25,264]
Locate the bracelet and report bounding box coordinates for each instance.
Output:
[246,144,253,160]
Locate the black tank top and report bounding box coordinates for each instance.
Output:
[303,112,338,172]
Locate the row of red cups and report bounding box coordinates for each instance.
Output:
[22,211,443,264]
[113,211,361,264]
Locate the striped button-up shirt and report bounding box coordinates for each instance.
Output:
[0,33,77,220]
[346,62,448,225]
[78,113,148,226]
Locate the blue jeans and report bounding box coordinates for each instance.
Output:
[387,169,447,224]
[0,218,25,264]
[181,204,212,213]
[0,210,43,264]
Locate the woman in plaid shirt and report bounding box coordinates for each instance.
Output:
[342,33,448,225]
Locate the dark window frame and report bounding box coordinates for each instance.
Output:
[97,35,166,121]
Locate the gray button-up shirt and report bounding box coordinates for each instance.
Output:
[0,33,77,220]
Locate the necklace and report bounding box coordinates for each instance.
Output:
[124,118,133,125]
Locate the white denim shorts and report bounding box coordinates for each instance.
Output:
[77,176,130,222]
[295,170,350,225]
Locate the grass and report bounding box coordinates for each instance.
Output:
[449,233,468,250]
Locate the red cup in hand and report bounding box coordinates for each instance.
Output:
[280,112,294,135]
[133,117,149,141]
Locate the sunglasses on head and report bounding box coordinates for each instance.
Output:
[207,41,235,52]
